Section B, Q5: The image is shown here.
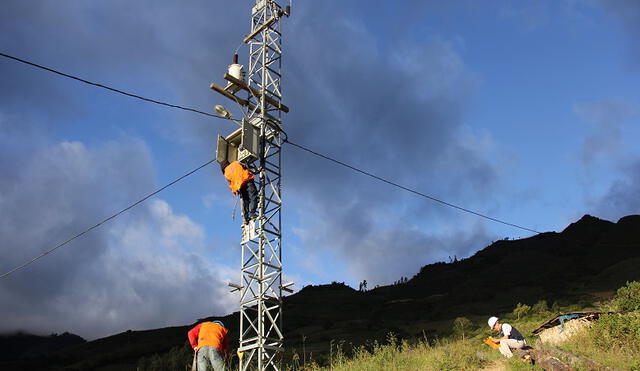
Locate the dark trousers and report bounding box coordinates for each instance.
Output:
[239,180,258,223]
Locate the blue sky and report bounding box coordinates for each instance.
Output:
[1,0,639,340]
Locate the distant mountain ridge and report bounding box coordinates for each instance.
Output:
[2,214,638,370]
[0,332,86,361]
[404,214,640,314]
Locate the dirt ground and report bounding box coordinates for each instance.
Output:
[480,360,507,371]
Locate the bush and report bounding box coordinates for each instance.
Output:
[613,281,640,312]
[512,303,531,320]
[531,300,549,315]
[137,344,193,371]
[589,312,640,349]
[452,317,473,340]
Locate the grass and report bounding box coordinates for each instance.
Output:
[135,314,640,371]
[557,329,640,370]
[291,282,640,371]
[131,283,640,371]
[554,312,640,371]
[132,313,638,371]
[300,334,491,371]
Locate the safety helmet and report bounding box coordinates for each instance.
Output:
[488,316,498,329]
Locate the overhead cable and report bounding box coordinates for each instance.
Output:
[0,52,229,120]
[0,158,216,279]
[284,139,542,234]
[1,51,542,234]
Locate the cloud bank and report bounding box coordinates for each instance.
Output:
[275,2,502,286]
[0,119,234,340]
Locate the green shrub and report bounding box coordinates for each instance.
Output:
[452,317,473,340]
[512,303,531,320]
[589,312,640,349]
[136,344,193,371]
[613,281,640,312]
[531,300,549,315]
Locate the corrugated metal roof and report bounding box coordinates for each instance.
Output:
[531,311,603,335]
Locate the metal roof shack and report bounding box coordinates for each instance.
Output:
[532,311,604,346]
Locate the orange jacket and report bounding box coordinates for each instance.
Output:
[224,161,254,195]
[188,321,229,354]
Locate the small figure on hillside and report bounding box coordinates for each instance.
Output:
[188,320,229,371]
[487,316,526,358]
[362,280,367,291]
[359,282,363,292]
[220,160,258,224]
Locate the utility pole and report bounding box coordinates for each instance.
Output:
[211,1,291,370]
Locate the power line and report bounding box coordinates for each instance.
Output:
[284,139,542,234]
[0,158,216,280]
[5,52,636,277]
[0,52,229,121]
[1,51,541,234]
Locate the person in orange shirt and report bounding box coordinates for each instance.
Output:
[188,320,229,370]
[220,160,258,224]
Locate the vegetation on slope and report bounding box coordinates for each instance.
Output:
[556,281,640,370]
[2,214,638,370]
[301,281,640,371]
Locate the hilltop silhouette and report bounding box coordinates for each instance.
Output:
[2,214,638,370]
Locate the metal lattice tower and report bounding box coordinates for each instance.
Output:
[210,1,290,369]
[238,1,289,369]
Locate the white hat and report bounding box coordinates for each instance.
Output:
[488,316,498,329]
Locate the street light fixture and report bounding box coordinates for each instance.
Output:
[214,104,232,119]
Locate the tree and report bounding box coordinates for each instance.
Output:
[512,303,531,320]
[452,317,473,340]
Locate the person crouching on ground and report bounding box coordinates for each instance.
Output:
[188,320,229,370]
[488,316,526,358]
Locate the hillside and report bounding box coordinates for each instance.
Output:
[2,214,638,370]
[0,332,86,361]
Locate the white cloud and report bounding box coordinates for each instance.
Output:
[150,199,205,250]
[277,8,502,287]
[0,126,235,339]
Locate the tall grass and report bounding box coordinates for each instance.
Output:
[557,312,640,370]
[140,282,640,371]
[299,282,640,371]
[304,334,490,371]
[546,281,640,370]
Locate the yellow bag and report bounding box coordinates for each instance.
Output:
[483,336,500,350]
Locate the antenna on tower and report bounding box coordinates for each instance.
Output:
[210,1,291,369]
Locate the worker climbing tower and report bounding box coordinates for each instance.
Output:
[211,1,291,370]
